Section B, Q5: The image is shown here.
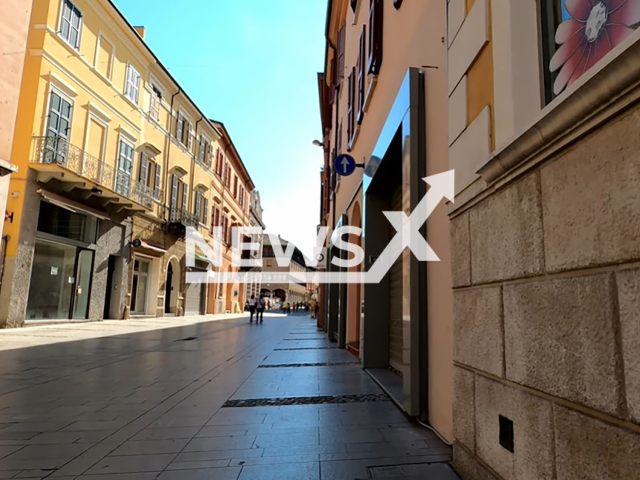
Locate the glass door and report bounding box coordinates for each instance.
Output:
[131,258,150,315]
[115,139,134,197]
[44,91,73,165]
[72,249,94,319]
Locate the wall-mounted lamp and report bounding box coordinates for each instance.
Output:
[312,140,325,148]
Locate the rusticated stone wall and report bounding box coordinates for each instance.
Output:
[450,103,640,479]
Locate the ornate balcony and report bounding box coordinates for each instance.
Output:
[162,206,200,229]
[30,136,154,214]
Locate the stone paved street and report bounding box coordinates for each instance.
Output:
[0,313,456,479]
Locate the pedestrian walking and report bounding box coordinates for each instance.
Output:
[249,294,257,323]
[256,294,266,323]
[282,301,289,314]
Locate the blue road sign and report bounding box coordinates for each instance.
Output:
[334,154,357,177]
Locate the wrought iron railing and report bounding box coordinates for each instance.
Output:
[162,206,200,228]
[31,136,155,209]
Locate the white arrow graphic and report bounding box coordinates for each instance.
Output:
[341,157,350,174]
[364,170,455,284]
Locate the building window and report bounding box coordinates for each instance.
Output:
[38,200,97,243]
[199,137,211,167]
[176,113,192,149]
[170,175,187,220]
[138,153,161,200]
[233,175,238,198]
[215,148,224,176]
[225,163,231,187]
[211,206,222,237]
[368,0,384,75]
[541,0,640,102]
[357,24,366,125]
[116,139,134,197]
[149,85,162,121]
[347,68,355,144]
[44,91,73,164]
[222,216,230,245]
[59,0,82,50]
[194,191,208,225]
[337,25,346,83]
[125,64,141,104]
[95,34,114,79]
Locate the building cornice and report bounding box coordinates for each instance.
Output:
[475,30,640,196]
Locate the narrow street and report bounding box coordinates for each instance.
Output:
[0,314,454,479]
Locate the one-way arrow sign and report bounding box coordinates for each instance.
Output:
[334,154,357,177]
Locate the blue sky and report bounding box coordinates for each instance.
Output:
[114,0,326,256]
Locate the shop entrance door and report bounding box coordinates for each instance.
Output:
[71,249,94,319]
[26,241,94,321]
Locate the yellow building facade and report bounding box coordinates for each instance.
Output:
[0,0,254,327]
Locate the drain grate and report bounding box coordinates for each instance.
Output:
[223,393,388,408]
[258,361,359,368]
[274,347,337,351]
[282,338,327,341]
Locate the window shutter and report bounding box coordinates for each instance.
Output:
[203,198,208,224]
[181,181,188,212]
[134,70,141,102]
[195,192,201,219]
[138,153,148,183]
[170,174,178,209]
[187,124,193,150]
[347,69,355,143]
[176,115,183,141]
[357,24,366,125]
[154,163,161,199]
[368,0,384,75]
[223,216,228,244]
[337,25,346,82]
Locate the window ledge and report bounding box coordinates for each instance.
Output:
[91,66,114,88]
[347,125,361,152]
[122,94,140,110]
[363,74,378,113]
[476,28,640,190]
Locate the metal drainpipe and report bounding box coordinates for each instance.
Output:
[166,86,182,216]
[220,139,230,311]
[190,116,204,213]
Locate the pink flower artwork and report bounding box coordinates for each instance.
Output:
[550,0,640,95]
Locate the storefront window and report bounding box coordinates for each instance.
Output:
[26,240,95,321]
[26,241,76,320]
[37,201,97,243]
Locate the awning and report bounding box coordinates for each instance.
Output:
[194,252,214,265]
[137,240,167,254]
[38,189,110,220]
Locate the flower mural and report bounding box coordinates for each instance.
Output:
[550,0,640,95]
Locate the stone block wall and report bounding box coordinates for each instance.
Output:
[450,105,640,479]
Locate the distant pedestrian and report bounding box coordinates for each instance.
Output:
[256,294,266,323]
[249,294,257,323]
[282,301,289,314]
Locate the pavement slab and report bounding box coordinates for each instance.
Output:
[0,312,454,479]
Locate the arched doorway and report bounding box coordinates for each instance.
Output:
[164,257,180,315]
[347,202,362,356]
